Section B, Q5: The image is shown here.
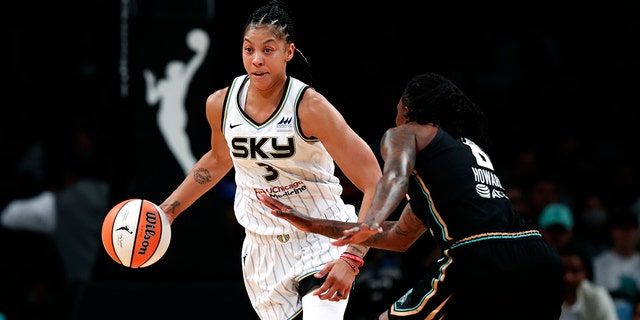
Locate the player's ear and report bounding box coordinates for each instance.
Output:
[285,43,294,62]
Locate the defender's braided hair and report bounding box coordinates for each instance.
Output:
[401,72,491,150]
[245,0,313,85]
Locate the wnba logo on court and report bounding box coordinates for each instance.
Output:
[276,234,290,243]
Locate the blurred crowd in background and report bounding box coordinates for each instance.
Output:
[2,0,640,319]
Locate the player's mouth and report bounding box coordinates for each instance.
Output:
[252,72,267,78]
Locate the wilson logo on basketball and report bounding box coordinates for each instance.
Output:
[138,211,159,255]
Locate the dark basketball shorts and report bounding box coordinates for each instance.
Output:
[386,231,563,320]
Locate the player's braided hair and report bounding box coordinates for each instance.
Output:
[401,72,492,150]
[245,0,313,85]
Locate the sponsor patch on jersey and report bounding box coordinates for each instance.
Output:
[256,181,308,199]
[276,116,293,131]
[476,184,491,198]
[276,234,290,243]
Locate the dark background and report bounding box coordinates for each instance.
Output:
[3,0,640,319]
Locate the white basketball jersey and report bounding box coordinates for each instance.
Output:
[222,75,354,236]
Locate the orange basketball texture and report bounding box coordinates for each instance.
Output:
[101,199,171,268]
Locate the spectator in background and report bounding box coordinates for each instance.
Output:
[529,178,561,221]
[575,194,611,256]
[501,148,540,196]
[593,211,640,320]
[0,121,111,319]
[539,202,578,252]
[559,243,619,320]
[634,296,640,320]
[632,198,640,251]
[505,186,534,222]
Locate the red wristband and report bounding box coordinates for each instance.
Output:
[340,252,364,268]
[340,257,360,273]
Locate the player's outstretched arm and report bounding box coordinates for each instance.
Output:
[258,193,360,238]
[259,193,428,253]
[258,193,393,242]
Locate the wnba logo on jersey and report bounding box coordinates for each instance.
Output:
[276,116,293,130]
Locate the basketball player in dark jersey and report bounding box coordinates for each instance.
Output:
[258,72,564,319]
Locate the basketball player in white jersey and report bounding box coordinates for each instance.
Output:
[158,1,382,319]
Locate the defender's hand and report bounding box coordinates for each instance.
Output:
[331,223,383,246]
[257,193,312,233]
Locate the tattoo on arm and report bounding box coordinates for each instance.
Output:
[362,212,424,247]
[362,232,384,246]
[194,168,212,184]
[346,244,367,257]
[394,212,417,237]
[161,201,180,219]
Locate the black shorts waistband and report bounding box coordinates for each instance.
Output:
[448,229,541,250]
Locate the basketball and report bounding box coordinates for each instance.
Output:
[101,199,172,268]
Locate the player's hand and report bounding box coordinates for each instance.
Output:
[331,222,383,246]
[313,259,356,301]
[257,193,313,233]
